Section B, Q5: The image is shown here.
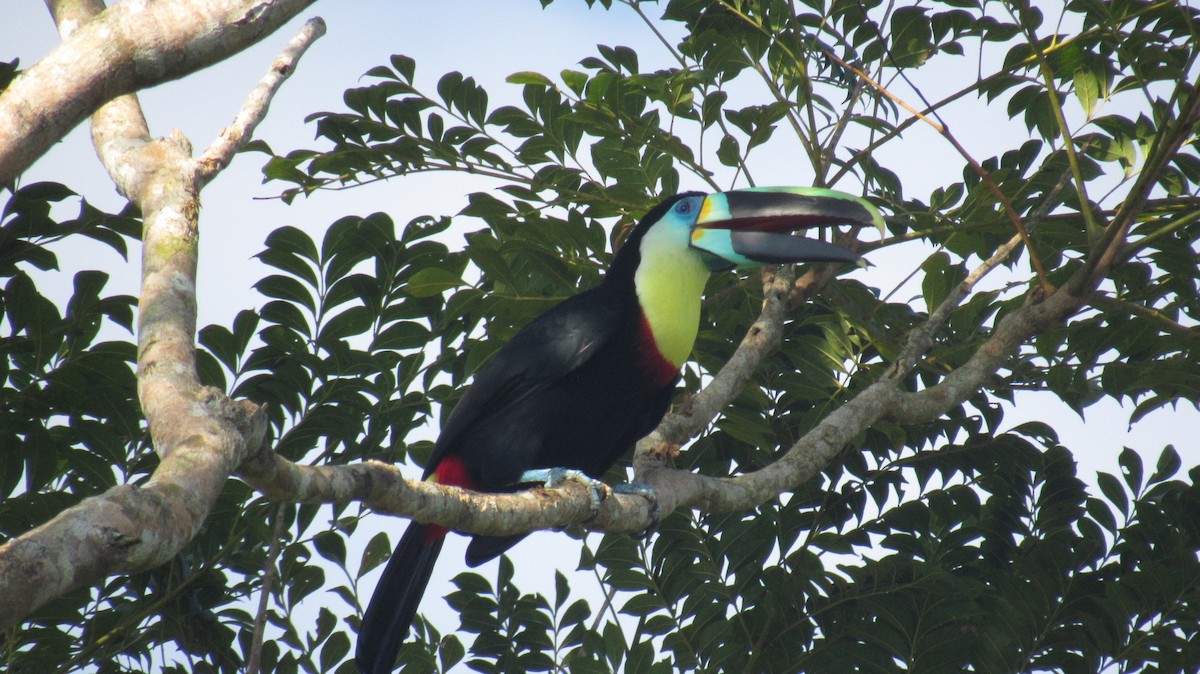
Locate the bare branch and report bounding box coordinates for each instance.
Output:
[885,230,1025,381]
[0,227,1105,631]
[198,17,328,183]
[0,394,268,630]
[46,0,153,182]
[0,0,316,184]
[246,503,289,674]
[235,448,655,536]
[632,255,854,479]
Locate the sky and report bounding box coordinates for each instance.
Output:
[6,0,1199,666]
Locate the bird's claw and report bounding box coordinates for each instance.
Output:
[515,470,660,533]
[517,468,609,520]
[613,482,661,538]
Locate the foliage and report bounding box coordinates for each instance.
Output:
[3,0,1200,672]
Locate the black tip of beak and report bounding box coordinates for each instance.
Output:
[730,231,863,266]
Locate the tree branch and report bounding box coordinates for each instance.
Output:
[198,17,327,183]
[0,0,316,185]
[246,503,289,674]
[0,392,268,630]
[0,218,1092,626]
[641,266,796,452]
[0,7,324,629]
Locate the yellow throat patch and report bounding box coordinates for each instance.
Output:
[633,244,710,368]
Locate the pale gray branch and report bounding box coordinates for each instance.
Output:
[236,449,655,537]
[0,0,316,184]
[633,257,850,476]
[0,394,268,630]
[0,229,1103,631]
[0,0,321,630]
[638,266,796,456]
[198,17,328,183]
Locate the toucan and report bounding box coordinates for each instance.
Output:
[355,187,882,673]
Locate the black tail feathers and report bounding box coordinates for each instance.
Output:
[464,533,528,567]
[355,523,444,674]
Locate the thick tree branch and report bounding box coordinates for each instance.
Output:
[0,0,316,185]
[0,8,324,629]
[237,449,650,537]
[0,393,268,630]
[240,274,1080,524]
[636,250,857,471]
[235,208,1107,538]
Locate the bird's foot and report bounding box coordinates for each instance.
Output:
[518,468,610,519]
[613,482,661,537]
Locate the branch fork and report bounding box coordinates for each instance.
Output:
[0,6,324,629]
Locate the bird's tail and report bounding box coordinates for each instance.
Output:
[355,522,445,674]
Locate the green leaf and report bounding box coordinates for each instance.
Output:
[1149,445,1181,484]
[438,635,465,671]
[390,54,416,82]
[254,274,316,312]
[1096,471,1128,517]
[359,532,393,578]
[406,267,464,297]
[313,531,347,566]
[889,7,934,68]
[1118,447,1144,495]
[320,632,350,671]
[507,71,554,87]
[372,321,431,351]
[1074,68,1100,118]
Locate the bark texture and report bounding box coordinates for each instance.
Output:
[0,4,324,628]
[0,0,316,184]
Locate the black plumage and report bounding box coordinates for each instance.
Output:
[356,195,690,674]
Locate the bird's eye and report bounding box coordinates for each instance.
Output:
[675,199,695,215]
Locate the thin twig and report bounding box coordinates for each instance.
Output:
[1089,294,1200,342]
[246,503,289,674]
[815,44,1052,291]
[1119,207,1200,260]
[1016,6,1103,242]
[198,17,327,183]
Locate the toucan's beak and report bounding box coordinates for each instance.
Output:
[690,187,884,271]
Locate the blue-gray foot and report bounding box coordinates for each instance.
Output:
[613,482,661,536]
[517,468,609,518]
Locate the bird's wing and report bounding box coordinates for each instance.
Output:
[424,289,624,477]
